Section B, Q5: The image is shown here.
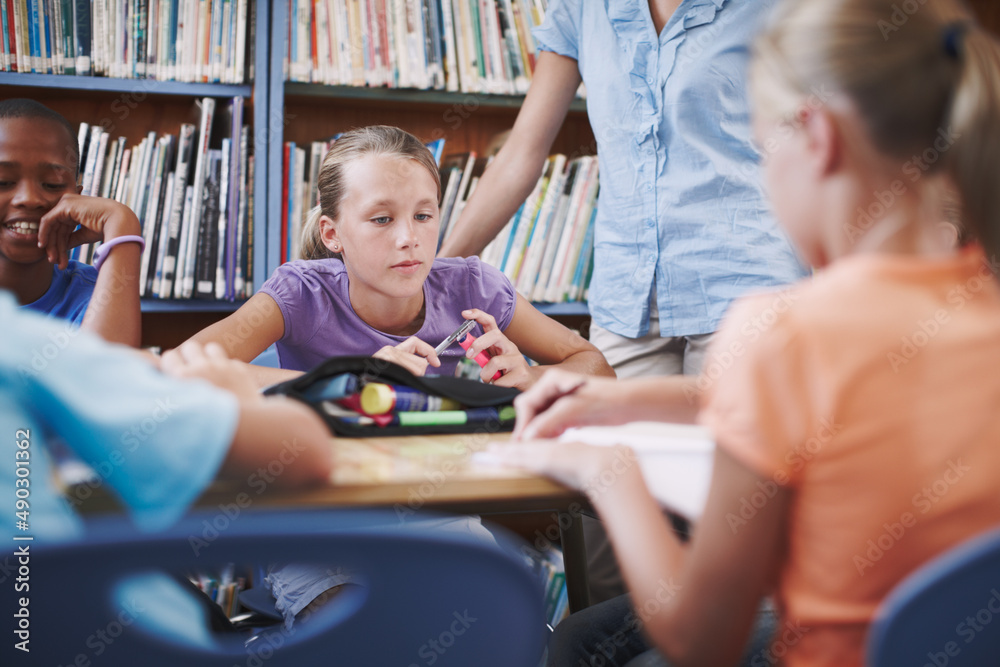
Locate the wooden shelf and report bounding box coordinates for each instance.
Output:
[0,72,252,97]
[140,299,245,313]
[285,81,587,112]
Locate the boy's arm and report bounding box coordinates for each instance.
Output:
[160,341,333,485]
[38,194,143,347]
[438,52,582,258]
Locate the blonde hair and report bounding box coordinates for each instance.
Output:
[299,126,442,260]
[752,0,1000,269]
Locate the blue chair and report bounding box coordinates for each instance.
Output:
[867,525,1000,666]
[11,509,546,666]
[250,344,281,368]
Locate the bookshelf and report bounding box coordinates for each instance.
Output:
[0,0,271,348]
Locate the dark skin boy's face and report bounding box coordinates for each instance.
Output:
[0,117,79,266]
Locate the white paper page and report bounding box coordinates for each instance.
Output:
[560,422,716,520]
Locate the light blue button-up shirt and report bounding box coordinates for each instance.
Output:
[535,0,808,338]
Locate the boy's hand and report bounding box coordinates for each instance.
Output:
[160,341,259,402]
[372,336,441,377]
[37,194,141,269]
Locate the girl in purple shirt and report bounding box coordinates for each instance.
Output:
[191,125,613,389]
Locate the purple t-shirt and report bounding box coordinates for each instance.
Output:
[260,256,517,375]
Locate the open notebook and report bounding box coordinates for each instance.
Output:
[558,422,716,520]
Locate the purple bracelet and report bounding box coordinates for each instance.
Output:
[93,235,146,273]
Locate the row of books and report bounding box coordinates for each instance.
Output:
[0,0,254,82]
[71,96,255,301]
[441,151,597,303]
[523,545,568,631]
[188,564,247,619]
[284,0,549,95]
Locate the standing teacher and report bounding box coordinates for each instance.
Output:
[440,0,808,603]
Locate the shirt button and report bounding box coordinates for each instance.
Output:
[647,76,655,84]
[646,184,653,191]
[647,219,655,228]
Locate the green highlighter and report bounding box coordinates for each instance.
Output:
[395,406,517,427]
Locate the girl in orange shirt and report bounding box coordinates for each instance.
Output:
[496,1,1000,665]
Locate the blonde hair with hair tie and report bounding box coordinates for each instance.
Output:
[298,126,442,261]
[752,0,1000,270]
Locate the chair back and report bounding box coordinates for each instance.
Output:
[5,509,546,666]
[867,525,1000,666]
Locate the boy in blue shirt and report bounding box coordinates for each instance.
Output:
[0,98,143,346]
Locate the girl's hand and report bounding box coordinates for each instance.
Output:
[160,341,259,402]
[461,308,532,388]
[37,194,141,269]
[513,368,618,440]
[487,439,638,494]
[372,336,441,377]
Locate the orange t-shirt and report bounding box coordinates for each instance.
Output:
[700,246,1000,667]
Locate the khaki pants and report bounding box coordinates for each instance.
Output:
[583,307,714,604]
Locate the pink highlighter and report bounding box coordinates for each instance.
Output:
[435,320,503,382]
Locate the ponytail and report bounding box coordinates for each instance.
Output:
[753,0,1000,271]
[943,25,1000,271]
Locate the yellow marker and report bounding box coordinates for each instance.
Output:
[359,383,461,415]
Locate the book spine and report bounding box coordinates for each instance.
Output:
[206,0,219,80]
[15,0,27,72]
[139,135,170,295]
[280,142,290,264]
[194,149,220,298]
[48,0,61,73]
[223,97,243,299]
[135,0,147,76]
[160,122,195,297]
[180,96,215,297]
[233,125,249,298]
[1,0,10,70]
[27,0,39,72]
[112,147,131,203]
[151,172,174,296]
[233,0,246,82]
[6,0,17,71]
[58,0,73,73]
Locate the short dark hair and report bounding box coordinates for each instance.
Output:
[0,98,79,173]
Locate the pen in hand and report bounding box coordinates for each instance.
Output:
[436,319,502,382]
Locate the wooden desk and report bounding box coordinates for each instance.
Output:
[79,432,594,612]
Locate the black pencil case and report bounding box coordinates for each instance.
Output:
[263,355,521,437]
